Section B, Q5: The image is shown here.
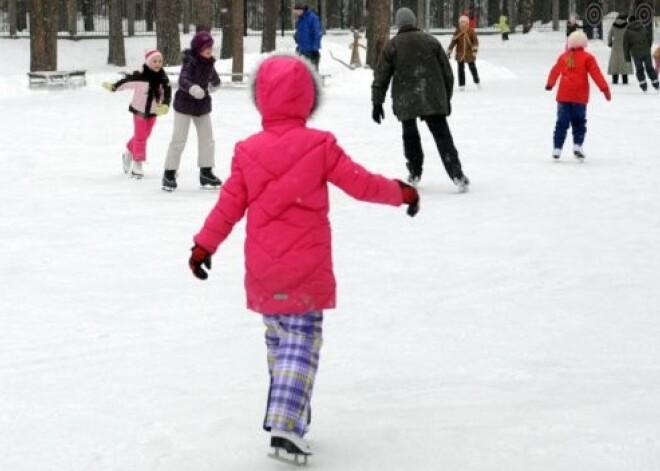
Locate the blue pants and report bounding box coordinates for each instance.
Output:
[262,312,323,437]
[553,102,587,150]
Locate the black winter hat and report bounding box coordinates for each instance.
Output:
[294,1,307,10]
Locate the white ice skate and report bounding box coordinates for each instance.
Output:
[122,151,133,174]
[131,161,144,179]
[552,148,561,160]
[453,175,470,193]
[573,145,585,161]
[269,429,312,466]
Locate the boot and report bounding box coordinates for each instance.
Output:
[200,167,222,188]
[162,169,177,192]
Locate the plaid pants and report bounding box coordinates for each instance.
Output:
[262,312,323,437]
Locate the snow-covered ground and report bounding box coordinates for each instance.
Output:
[1,30,659,471]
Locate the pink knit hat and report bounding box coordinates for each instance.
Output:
[144,48,163,65]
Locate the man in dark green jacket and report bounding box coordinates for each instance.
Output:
[623,16,659,92]
[371,7,469,192]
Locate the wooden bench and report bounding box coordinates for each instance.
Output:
[27,70,87,88]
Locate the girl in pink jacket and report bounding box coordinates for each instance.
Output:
[103,49,171,178]
[188,55,419,462]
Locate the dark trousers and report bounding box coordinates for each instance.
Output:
[300,51,320,71]
[632,55,659,90]
[401,115,464,181]
[612,74,629,84]
[457,61,480,87]
[553,102,587,150]
[501,32,509,41]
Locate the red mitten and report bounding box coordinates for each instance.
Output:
[603,88,611,101]
[189,244,212,280]
[397,180,420,217]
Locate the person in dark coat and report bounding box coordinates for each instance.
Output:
[293,1,322,70]
[623,16,659,92]
[163,31,222,191]
[371,7,469,192]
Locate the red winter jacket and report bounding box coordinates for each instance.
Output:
[193,56,404,315]
[546,48,609,104]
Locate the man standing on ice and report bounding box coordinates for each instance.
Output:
[371,7,470,192]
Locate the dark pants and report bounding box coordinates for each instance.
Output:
[300,51,320,71]
[501,32,509,41]
[457,61,480,87]
[612,74,629,85]
[632,55,659,90]
[401,115,464,181]
[553,102,586,150]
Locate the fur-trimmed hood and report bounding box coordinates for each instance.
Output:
[250,54,322,128]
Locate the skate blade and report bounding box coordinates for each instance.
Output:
[268,449,310,466]
[200,184,221,190]
[131,174,144,180]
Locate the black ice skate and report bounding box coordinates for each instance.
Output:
[200,167,222,189]
[162,170,177,192]
[269,429,312,466]
[453,175,470,193]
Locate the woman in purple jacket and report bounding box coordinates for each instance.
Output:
[162,31,222,191]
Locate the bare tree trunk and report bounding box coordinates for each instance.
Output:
[9,0,18,36]
[82,0,94,31]
[261,0,277,52]
[108,0,126,66]
[146,0,155,32]
[220,0,232,58]
[29,0,58,71]
[182,0,191,33]
[157,0,182,66]
[231,0,244,81]
[194,0,213,30]
[67,0,78,37]
[520,0,533,32]
[552,0,559,30]
[126,0,136,36]
[366,0,389,68]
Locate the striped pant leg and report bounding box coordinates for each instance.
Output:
[263,311,323,437]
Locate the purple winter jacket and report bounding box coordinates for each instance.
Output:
[173,49,221,116]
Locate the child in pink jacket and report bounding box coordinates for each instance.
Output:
[103,49,171,178]
[188,55,419,462]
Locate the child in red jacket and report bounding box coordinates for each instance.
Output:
[546,31,611,160]
[187,55,419,463]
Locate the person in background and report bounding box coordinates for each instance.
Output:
[623,15,659,92]
[372,7,470,192]
[103,49,171,179]
[162,31,222,191]
[188,55,419,462]
[607,12,633,85]
[653,45,660,75]
[546,31,611,161]
[498,12,510,41]
[293,1,322,70]
[447,15,480,91]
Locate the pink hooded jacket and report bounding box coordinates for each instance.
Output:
[193,55,405,315]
